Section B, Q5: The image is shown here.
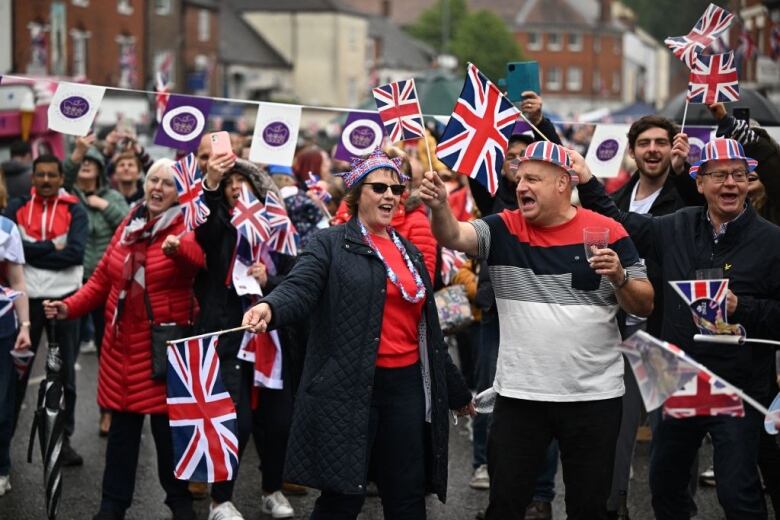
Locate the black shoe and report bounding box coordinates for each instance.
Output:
[61,440,84,467]
[525,501,552,520]
[92,511,124,520]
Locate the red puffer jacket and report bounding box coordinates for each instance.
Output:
[392,202,437,280]
[64,213,204,414]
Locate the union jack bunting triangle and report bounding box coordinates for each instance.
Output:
[669,279,745,336]
[167,335,239,482]
[436,63,520,195]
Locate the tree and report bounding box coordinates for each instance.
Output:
[621,0,730,44]
[406,0,523,83]
[451,10,523,82]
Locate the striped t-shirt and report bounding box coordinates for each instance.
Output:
[472,207,647,402]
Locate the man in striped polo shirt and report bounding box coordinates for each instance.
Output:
[421,141,653,520]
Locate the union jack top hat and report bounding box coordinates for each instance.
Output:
[689,138,758,178]
[518,141,579,185]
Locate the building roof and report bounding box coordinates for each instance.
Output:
[513,0,625,31]
[229,0,365,16]
[220,6,292,68]
[368,15,435,70]
[183,0,220,9]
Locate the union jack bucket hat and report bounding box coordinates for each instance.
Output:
[689,138,758,178]
[518,141,579,185]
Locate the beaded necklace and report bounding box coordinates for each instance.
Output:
[359,220,426,303]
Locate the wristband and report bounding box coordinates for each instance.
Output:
[20,321,31,328]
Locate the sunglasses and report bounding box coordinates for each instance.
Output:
[364,182,406,196]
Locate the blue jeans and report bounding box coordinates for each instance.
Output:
[0,333,17,475]
[650,410,766,520]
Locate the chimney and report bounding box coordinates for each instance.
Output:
[599,0,611,23]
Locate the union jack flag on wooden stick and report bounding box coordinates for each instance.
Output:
[172,153,210,231]
[436,63,520,195]
[686,52,740,104]
[264,190,299,256]
[372,79,425,143]
[167,335,239,482]
[665,3,734,69]
[231,184,271,254]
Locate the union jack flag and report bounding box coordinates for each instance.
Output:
[10,349,34,380]
[686,52,739,104]
[372,79,425,143]
[671,278,746,336]
[664,3,734,69]
[263,190,299,256]
[436,63,520,195]
[619,331,699,412]
[305,173,332,203]
[167,335,239,482]
[237,328,284,390]
[440,247,466,286]
[231,184,271,254]
[172,153,210,231]
[664,371,744,418]
[0,285,21,319]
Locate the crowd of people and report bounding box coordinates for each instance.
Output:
[0,90,779,520]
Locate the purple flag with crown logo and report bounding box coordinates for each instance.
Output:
[154,95,212,152]
[334,112,385,162]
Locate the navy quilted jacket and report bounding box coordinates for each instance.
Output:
[262,217,472,502]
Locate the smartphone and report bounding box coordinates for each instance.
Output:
[210,131,232,156]
[505,61,541,102]
[733,107,750,122]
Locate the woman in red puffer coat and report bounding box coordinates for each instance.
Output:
[45,158,205,520]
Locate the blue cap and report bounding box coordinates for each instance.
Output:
[268,164,294,176]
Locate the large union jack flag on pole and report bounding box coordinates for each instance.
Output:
[372,79,425,143]
[664,3,734,69]
[167,335,239,482]
[172,153,210,231]
[231,184,271,254]
[263,190,299,256]
[686,52,740,104]
[436,63,520,195]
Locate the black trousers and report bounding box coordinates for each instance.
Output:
[14,297,80,437]
[310,363,427,520]
[99,411,192,517]
[485,395,622,520]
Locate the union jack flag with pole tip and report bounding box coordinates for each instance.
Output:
[372,79,425,143]
[172,153,210,231]
[305,173,332,203]
[167,335,239,482]
[263,190,299,256]
[436,63,520,195]
[686,52,739,104]
[0,285,21,318]
[231,184,271,254]
[664,3,734,69]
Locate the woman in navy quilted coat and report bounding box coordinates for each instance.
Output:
[243,149,474,520]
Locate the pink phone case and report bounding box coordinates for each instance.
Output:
[210,131,232,156]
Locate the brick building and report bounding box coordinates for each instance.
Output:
[731,0,780,104]
[13,0,145,87]
[181,0,219,96]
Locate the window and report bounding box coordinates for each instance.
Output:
[566,66,582,91]
[154,0,171,15]
[527,31,542,51]
[72,0,89,6]
[546,66,562,91]
[593,70,602,93]
[612,71,621,93]
[70,29,90,78]
[568,33,582,51]
[116,35,137,88]
[613,36,621,55]
[547,32,562,51]
[117,0,133,15]
[593,35,601,53]
[198,9,210,42]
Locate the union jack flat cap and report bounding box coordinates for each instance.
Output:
[689,138,758,178]
[518,141,579,184]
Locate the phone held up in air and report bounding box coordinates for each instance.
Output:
[210,131,232,157]
[504,61,541,103]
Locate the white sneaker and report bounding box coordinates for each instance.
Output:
[208,500,244,520]
[0,475,10,496]
[469,464,490,490]
[80,340,96,354]
[261,490,294,518]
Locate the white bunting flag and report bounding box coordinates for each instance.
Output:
[585,124,631,178]
[48,82,106,136]
[249,103,301,167]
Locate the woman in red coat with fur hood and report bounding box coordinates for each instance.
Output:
[45,158,205,520]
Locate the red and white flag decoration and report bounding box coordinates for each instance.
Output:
[664,371,744,418]
[664,3,735,69]
[686,52,740,104]
[263,190,299,257]
[237,329,283,389]
[231,184,271,253]
[172,153,210,231]
[372,79,425,143]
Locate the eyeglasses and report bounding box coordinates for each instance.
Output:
[700,169,748,183]
[364,182,405,196]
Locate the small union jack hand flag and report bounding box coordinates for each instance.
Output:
[167,335,239,483]
[305,173,332,203]
[686,52,740,104]
[372,79,425,143]
[231,184,271,253]
[664,3,734,69]
[263,190,299,256]
[436,63,520,195]
[0,285,22,319]
[172,153,210,231]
